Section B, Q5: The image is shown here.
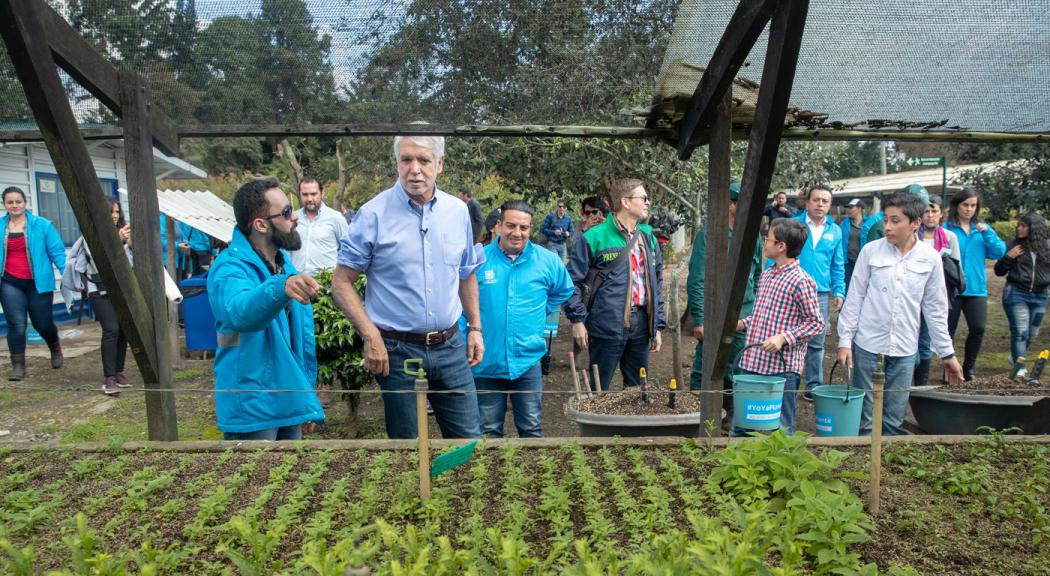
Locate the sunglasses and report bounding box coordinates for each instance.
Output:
[584,209,602,216]
[263,205,294,221]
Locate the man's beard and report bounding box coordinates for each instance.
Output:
[272,227,302,251]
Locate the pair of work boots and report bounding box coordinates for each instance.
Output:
[8,341,63,381]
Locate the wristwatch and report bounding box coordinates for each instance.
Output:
[467,325,483,333]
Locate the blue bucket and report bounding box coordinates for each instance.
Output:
[731,344,787,430]
[812,362,864,436]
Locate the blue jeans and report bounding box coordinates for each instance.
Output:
[1002,284,1050,363]
[0,275,59,355]
[224,425,302,441]
[547,241,568,263]
[916,314,932,361]
[730,371,801,437]
[475,363,543,438]
[375,336,481,439]
[588,309,650,391]
[804,292,831,391]
[852,344,915,436]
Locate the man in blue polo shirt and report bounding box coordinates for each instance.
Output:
[333,133,485,439]
[470,200,574,437]
[796,184,845,397]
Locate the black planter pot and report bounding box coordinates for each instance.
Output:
[566,397,705,437]
[908,386,1050,435]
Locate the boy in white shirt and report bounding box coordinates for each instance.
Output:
[837,192,964,435]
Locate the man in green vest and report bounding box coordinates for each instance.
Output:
[687,181,763,424]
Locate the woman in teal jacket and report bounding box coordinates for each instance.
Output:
[944,187,1007,380]
[0,186,67,380]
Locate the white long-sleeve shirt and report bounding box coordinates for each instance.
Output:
[289,203,349,275]
[837,238,955,358]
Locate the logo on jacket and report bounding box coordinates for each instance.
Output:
[483,269,496,284]
[823,233,835,242]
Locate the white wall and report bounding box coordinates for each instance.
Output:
[0,142,128,216]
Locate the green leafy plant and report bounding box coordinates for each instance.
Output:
[312,268,372,437]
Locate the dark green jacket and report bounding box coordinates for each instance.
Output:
[687,225,762,328]
[563,214,666,341]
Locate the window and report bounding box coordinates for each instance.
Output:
[35,173,118,246]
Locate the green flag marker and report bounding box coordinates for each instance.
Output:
[431,440,478,477]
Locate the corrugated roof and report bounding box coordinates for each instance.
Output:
[127,189,235,243]
[787,160,1016,198]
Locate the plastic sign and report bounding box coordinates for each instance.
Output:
[431,440,478,477]
[905,156,945,167]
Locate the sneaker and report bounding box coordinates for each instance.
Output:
[1015,367,1028,381]
[114,371,132,388]
[426,400,434,415]
[802,390,814,402]
[102,376,120,396]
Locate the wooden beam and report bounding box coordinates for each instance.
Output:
[711,0,810,409]
[0,0,161,389]
[778,128,1050,143]
[121,72,179,441]
[177,123,658,140]
[0,128,124,142]
[31,0,179,155]
[699,89,734,436]
[675,0,779,159]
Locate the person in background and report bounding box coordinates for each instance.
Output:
[687,181,762,428]
[208,179,324,441]
[914,195,960,387]
[178,222,213,276]
[289,177,349,276]
[0,186,66,380]
[470,200,574,437]
[481,207,501,244]
[458,187,484,242]
[794,184,845,398]
[540,201,573,264]
[763,191,797,223]
[944,187,1006,381]
[734,218,824,436]
[839,198,866,291]
[66,199,133,395]
[994,212,1050,379]
[572,195,609,244]
[838,192,963,436]
[564,178,665,391]
[333,133,484,439]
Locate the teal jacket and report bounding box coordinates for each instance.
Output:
[0,211,66,293]
[860,212,884,247]
[944,220,1007,297]
[794,212,846,298]
[563,214,667,341]
[468,239,574,380]
[687,225,762,327]
[207,229,324,433]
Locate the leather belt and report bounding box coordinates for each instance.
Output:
[380,324,459,346]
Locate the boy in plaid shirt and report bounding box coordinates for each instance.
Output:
[735,218,826,435]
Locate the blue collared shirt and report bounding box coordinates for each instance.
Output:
[338,181,484,333]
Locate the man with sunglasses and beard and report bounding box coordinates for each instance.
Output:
[208,179,325,441]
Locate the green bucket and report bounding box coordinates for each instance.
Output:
[731,344,787,431]
[812,362,864,436]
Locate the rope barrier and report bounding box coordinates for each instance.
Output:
[1,386,1047,395]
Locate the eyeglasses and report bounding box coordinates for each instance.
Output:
[264,205,294,221]
[627,196,651,204]
[557,204,566,208]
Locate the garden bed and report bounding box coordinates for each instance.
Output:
[1,435,1048,575]
[939,373,1049,397]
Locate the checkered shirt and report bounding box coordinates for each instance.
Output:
[739,260,825,375]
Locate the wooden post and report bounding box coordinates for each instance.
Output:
[120,72,179,441]
[568,352,582,401]
[416,381,430,501]
[669,266,684,392]
[869,379,885,514]
[591,364,601,394]
[700,88,733,436]
[581,371,592,399]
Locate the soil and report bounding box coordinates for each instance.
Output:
[571,387,701,415]
[939,373,1050,397]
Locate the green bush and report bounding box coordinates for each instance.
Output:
[312,269,372,437]
[989,220,1016,243]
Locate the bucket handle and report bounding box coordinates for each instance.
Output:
[827,360,853,404]
[733,342,787,377]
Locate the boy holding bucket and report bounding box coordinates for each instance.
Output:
[734,218,825,436]
[836,192,964,435]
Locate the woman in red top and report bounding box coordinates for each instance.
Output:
[0,186,67,380]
